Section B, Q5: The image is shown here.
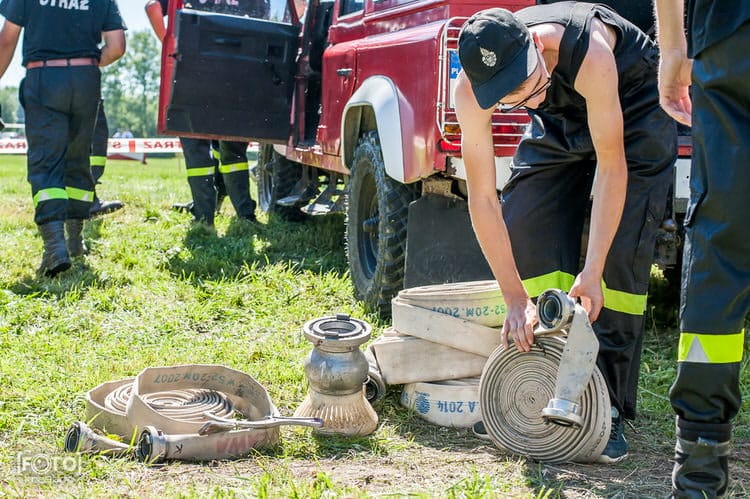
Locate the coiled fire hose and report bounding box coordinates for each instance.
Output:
[65,364,322,462]
[480,289,611,463]
[383,282,611,462]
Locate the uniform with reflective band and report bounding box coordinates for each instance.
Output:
[0,0,126,225]
[179,138,256,224]
[666,6,750,498]
[502,2,676,420]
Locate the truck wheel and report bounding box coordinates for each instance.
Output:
[346,131,418,316]
[256,144,308,222]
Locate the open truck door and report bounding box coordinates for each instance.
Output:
[158,0,301,143]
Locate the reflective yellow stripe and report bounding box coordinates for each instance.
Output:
[218,161,249,174]
[212,149,220,160]
[678,330,745,363]
[66,186,95,202]
[186,166,215,178]
[90,156,107,167]
[33,188,67,206]
[602,282,647,315]
[522,271,575,298]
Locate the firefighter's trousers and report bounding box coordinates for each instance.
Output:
[22,66,100,225]
[502,102,676,420]
[90,101,108,183]
[668,22,749,480]
[180,138,255,224]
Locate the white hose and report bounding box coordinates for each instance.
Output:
[480,334,611,463]
[66,364,322,462]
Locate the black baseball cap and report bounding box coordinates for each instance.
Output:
[458,8,538,110]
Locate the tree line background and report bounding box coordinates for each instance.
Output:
[0,30,160,138]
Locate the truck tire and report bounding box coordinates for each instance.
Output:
[346,131,418,316]
[256,144,308,222]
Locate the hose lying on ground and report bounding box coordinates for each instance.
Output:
[480,333,611,463]
[65,364,322,463]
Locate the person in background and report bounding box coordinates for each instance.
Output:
[454,3,676,463]
[90,101,125,217]
[0,0,126,276]
[654,0,749,496]
[146,0,256,227]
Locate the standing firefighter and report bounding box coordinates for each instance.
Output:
[655,0,749,496]
[0,0,126,276]
[455,3,676,463]
[146,0,257,227]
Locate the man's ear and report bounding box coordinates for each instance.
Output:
[531,31,544,52]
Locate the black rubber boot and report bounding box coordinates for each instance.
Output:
[672,419,731,498]
[37,221,71,277]
[222,170,256,221]
[187,176,216,226]
[65,219,88,257]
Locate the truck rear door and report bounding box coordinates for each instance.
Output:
[158,0,301,143]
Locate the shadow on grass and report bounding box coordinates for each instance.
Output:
[165,213,348,284]
[8,256,119,299]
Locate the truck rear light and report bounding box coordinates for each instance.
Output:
[677,134,692,157]
[443,123,461,135]
[438,139,461,153]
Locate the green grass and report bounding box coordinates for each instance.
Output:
[0,155,747,498]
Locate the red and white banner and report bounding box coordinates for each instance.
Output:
[0,139,259,154]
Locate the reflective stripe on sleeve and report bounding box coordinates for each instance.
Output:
[678,330,745,363]
[33,187,68,206]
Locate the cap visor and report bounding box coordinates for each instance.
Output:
[471,41,538,110]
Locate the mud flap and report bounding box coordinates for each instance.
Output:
[403,195,493,288]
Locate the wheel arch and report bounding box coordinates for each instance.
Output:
[342,75,415,184]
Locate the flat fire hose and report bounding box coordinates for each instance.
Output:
[65,364,322,462]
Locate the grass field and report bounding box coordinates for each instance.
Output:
[0,155,747,497]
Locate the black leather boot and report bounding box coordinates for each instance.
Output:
[672,419,731,498]
[90,196,124,217]
[65,219,88,257]
[37,221,71,276]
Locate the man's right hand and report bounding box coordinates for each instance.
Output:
[658,49,693,126]
[501,297,537,353]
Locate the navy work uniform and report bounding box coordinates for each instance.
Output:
[0,0,126,275]
[499,1,676,452]
[668,1,750,496]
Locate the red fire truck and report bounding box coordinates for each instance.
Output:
[158,0,689,315]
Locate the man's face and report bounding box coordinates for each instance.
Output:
[498,47,550,112]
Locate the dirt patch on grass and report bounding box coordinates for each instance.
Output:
[79,419,749,498]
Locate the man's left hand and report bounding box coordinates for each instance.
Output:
[568,271,603,322]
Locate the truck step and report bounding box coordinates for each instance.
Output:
[300,173,345,215]
[276,170,319,207]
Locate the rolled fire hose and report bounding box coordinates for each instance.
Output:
[480,290,611,463]
[65,364,322,463]
[363,348,387,404]
[386,281,610,461]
